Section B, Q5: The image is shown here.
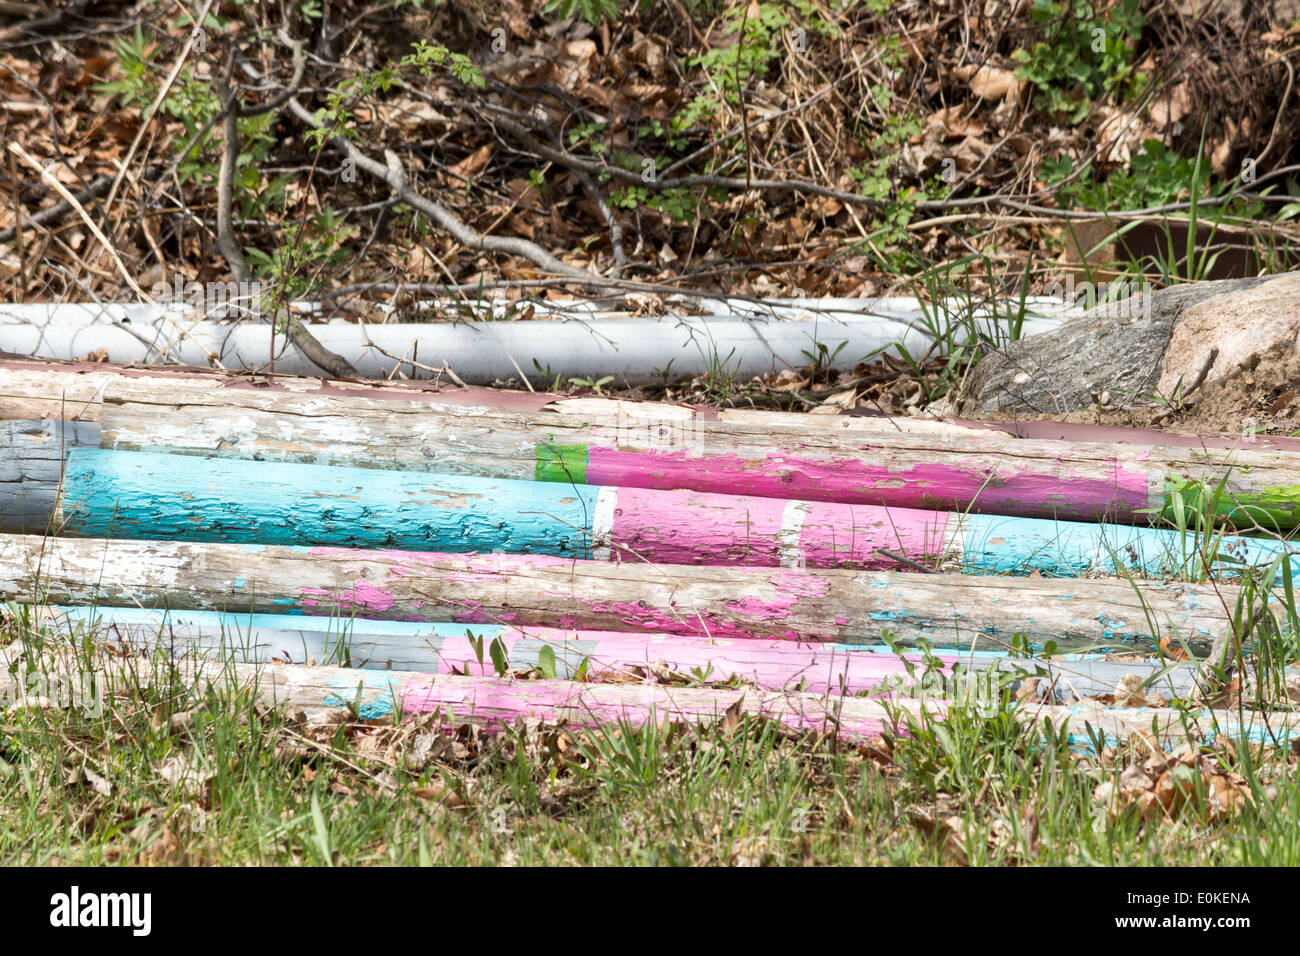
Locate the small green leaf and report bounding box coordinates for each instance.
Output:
[310,793,332,866]
[537,645,557,680]
[489,637,509,677]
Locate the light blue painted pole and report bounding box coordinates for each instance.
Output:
[58,448,1295,578]
[61,447,599,556]
[43,606,1199,700]
[959,512,1291,578]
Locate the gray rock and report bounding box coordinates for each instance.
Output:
[949,272,1296,417]
[1157,273,1300,395]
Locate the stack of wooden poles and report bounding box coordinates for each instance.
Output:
[3,355,1299,743]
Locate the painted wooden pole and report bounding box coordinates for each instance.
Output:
[1,418,97,533]
[10,359,1300,529]
[0,357,564,420]
[0,533,1244,652]
[57,447,1293,578]
[38,606,941,695]
[11,357,1300,454]
[13,356,1300,452]
[41,605,1200,702]
[0,641,911,739]
[1,640,1290,748]
[0,359,566,533]
[94,376,1300,529]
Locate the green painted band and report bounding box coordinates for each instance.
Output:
[1160,477,1300,531]
[535,442,589,484]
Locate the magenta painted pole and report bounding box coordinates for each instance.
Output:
[342,670,920,739]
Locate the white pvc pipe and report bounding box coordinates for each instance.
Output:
[0,299,1074,386]
[0,296,1080,324]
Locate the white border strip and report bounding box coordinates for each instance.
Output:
[778,500,810,568]
[590,486,618,562]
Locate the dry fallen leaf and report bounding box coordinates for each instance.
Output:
[925,105,986,139]
[859,734,893,766]
[1113,674,1146,706]
[1149,82,1191,131]
[1094,106,1155,164]
[1159,634,1190,661]
[769,368,809,392]
[1015,678,1041,703]
[953,64,1022,102]
[721,697,745,735]
[82,765,112,797]
[156,754,214,798]
[907,807,969,865]
[1119,763,1152,793]
[412,780,466,808]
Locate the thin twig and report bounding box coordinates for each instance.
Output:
[1183,346,1220,401]
[358,330,468,387]
[875,548,936,574]
[0,172,114,246]
[573,168,628,275]
[286,97,595,281]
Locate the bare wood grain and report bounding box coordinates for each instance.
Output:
[0,533,1242,652]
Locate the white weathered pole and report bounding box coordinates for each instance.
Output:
[0,532,1246,652]
[0,313,936,386]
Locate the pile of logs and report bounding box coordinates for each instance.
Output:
[3,355,1297,745]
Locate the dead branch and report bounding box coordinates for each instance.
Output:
[284,96,594,281]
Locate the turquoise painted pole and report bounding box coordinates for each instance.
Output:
[59,448,1292,578]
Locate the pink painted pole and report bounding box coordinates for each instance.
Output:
[381,671,919,738]
[429,628,949,694]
